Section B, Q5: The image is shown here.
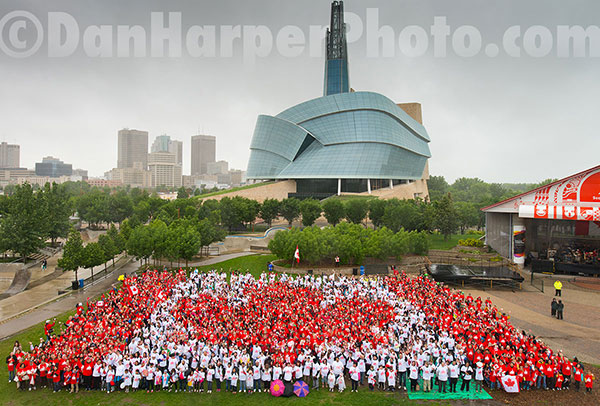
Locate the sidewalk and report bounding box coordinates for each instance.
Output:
[0,251,256,341]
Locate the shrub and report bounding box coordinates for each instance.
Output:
[458,238,484,248]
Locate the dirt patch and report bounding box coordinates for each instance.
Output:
[490,364,599,406]
[573,282,600,291]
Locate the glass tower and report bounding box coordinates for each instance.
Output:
[323,1,350,96]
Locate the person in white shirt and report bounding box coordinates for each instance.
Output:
[377,366,386,390]
[349,363,360,392]
[474,361,484,393]
[408,361,420,391]
[436,362,449,393]
[421,361,434,392]
[387,367,396,392]
[327,371,336,391]
[283,364,294,383]
[366,366,377,391]
[448,360,460,392]
[272,364,282,382]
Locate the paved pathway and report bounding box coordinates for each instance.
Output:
[0,252,257,341]
[463,278,600,365]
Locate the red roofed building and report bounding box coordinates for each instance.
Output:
[482,165,600,275]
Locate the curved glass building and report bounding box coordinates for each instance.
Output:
[246,1,431,198]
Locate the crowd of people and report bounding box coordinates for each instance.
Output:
[5,268,596,396]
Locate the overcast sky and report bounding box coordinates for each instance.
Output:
[1,0,598,183]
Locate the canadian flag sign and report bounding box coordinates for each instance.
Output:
[127,285,139,296]
[501,375,520,393]
[294,245,300,264]
[96,300,105,308]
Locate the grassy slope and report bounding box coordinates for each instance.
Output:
[427,233,483,251]
[195,182,275,199]
[0,254,448,406]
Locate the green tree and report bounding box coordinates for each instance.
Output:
[427,175,449,202]
[368,199,387,229]
[177,186,189,199]
[344,199,369,225]
[107,223,125,263]
[107,190,133,224]
[299,199,322,227]
[219,197,243,231]
[322,199,346,226]
[41,183,73,246]
[58,229,84,281]
[279,198,301,226]
[455,201,479,234]
[0,183,47,261]
[119,219,133,244]
[259,199,280,227]
[241,198,260,228]
[81,242,105,279]
[173,223,202,267]
[381,199,423,232]
[433,193,458,240]
[148,219,169,264]
[126,225,153,265]
[97,234,117,269]
[196,218,226,255]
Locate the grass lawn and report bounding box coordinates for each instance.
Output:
[324,195,378,202]
[427,233,484,251]
[190,254,278,279]
[194,181,275,199]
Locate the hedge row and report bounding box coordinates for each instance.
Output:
[268,222,429,265]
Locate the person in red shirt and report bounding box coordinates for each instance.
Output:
[49,366,60,392]
[6,353,16,383]
[544,362,555,390]
[555,373,564,390]
[81,357,94,390]
[573,363,584,392]
[584,373,594,392]
[561,359,572,389]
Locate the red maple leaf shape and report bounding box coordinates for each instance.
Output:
[505,378,516,387]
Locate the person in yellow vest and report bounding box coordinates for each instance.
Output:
[554,280,563,296]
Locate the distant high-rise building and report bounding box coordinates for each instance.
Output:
[148,151,182,188]
[151,135,183,167]
[118,129,148,170]
[35,156,73,177]
[72,168,89,180]
[207,160,228,175]
[0,142,20,168]
[191,135,216,175]
[105,162,151,188]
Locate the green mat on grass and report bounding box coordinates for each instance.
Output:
[406,379,493,400]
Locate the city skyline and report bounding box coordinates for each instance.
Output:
[1,0,599,182]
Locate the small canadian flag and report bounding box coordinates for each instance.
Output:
[294,245,300,264]
[157,291,165,300]
[501,375,519,393]
[127,285,139,296]
[96,300,105,308]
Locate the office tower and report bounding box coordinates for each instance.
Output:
[35,156,73,177]
[148,151,182,188]
[191,135,216,175]
[207,160,228,175]
[151,135,183,167]
[117,129,148,170]
[0,142,20,168]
